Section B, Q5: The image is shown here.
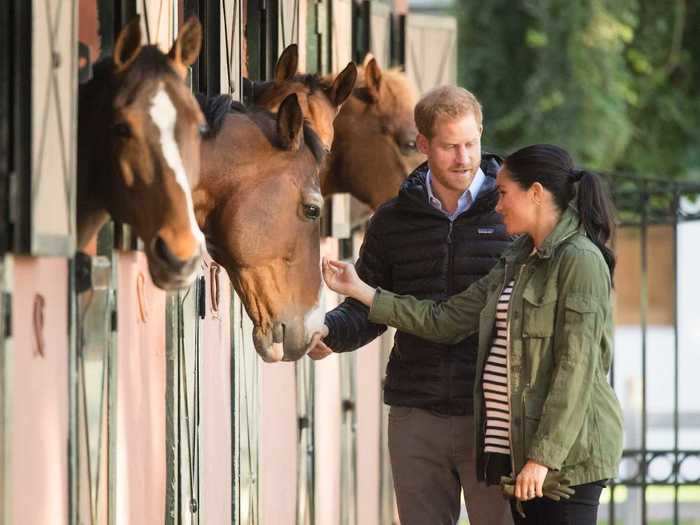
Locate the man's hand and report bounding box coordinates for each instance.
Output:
[306,326,334,360]
[306,325,333,361]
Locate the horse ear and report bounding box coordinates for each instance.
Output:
[365,57,382,102]
[362,53,375,67]
[277,93,304,152]
[168,17,202,78]
[327,62,357,108]
[114,16,142,70]
[275,44,299,83]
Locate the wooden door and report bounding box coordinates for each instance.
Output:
[404,13,457,95]
[11,0,78,256]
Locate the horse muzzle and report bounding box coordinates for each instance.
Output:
[146,236,203,290]
[252,319,315,362]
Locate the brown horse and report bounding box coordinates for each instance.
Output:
[247,44,357,152]
[78,17,205,290]
[193,93,327,362]
[324,57,425,208]
[252,47,424,209]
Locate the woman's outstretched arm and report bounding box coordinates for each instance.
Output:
[322,257,500,345]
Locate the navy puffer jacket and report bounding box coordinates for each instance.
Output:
[324,155,512,414]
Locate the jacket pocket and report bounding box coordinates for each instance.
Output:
[564,293,597,341]
[521,287,557,338]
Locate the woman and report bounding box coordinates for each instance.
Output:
[322,144,623,524]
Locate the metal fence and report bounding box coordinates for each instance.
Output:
[605,174,700,525]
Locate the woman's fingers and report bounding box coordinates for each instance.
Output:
[515,476,539,501]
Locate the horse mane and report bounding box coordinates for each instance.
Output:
[196,93,327,163]
[195,93,246,137]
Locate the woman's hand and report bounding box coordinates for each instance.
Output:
[515,460,549,501]
[322,257,376,306]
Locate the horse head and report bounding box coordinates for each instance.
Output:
[323,56,425,208]
[249,44,357,151]
[78,17,206,290]
[194,93,326,362]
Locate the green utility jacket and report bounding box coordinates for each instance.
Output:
[369,207,623,486]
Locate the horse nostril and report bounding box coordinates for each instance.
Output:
[153,236,189,271]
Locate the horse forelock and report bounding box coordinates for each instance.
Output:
[352,66,417,111]
[84,46,185,110]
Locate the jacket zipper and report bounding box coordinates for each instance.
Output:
[505,263,526,476]
[446,219,454,411]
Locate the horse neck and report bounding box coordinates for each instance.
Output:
[321,96,365,194]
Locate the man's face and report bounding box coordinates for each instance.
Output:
[417,112,483,193]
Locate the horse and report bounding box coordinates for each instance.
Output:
[323,56,425,209]
[251,46,424,210]
[77,16,205,290]
[246,44,357,152]
[193,93,327,362]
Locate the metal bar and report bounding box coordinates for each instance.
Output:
[11,0,32,253]
[0,0,11,255]
[165,292,179,525]
[640,182,648,525]
[672,190,680,525]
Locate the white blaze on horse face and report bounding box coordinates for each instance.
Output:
[149,85,205,246]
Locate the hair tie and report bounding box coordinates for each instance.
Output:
[570,168,584,182]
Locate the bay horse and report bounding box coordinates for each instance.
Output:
[193,93,327,362]
[324,56,425,208]
[78,17,205,290]
[252,46,424,209]
[247,44,357,152]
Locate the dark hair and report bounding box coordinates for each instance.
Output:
[503,144,616,279]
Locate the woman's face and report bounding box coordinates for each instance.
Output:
[495,167,538,236]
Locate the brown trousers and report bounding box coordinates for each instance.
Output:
[389,406,513,525]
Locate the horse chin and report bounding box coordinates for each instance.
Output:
[253,327,285,362]
[146,253,202,291]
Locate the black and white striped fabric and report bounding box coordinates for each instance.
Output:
[483,280,514,455]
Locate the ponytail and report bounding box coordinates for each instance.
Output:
[575,170,616,281]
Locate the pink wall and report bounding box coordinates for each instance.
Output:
[115,252,166,525]
[9,257,70,525]
[260,362,298,524]
[356,340,383,525]
[314,238,343,525]
[199,256,233,524]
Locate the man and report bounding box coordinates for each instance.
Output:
[309,86,513,525]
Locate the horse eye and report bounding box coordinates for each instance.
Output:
[114,122,132,138]
[303,204,321,220]
[405,141,416,150]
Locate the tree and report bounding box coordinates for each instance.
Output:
[456,0,700,181]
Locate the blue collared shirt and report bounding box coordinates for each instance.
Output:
[426,167,485,220]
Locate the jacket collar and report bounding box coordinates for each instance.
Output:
[504,206,582,265]
[397,154,502,217]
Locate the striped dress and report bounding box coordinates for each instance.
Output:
[482,280,514,456]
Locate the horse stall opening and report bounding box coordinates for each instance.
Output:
[1,1,460,524]
[1,0,77,524]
